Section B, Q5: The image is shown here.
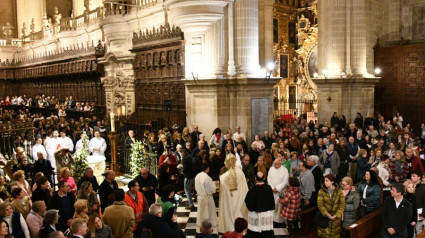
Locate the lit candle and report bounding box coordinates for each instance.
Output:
[122,105,126,116]
[110,112,115,132]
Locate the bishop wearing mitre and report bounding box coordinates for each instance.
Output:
[218,153,249,233]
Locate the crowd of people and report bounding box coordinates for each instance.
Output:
[0,102,425,238]
[0,95,97,112]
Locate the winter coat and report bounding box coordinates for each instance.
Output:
[357,181,381,213]
[356,156,371,181]
[317,185,345,238]
[279,186,301,220]
[319,150,340,175]
[342,187,360,228]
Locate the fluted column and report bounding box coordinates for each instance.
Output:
[234,0,260,76]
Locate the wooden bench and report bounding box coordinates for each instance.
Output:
[417,229,425,238]
[345,208,382,238]
[291,206,317,238]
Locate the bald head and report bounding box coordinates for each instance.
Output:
[140,168,149,179]
[274,158,282,169]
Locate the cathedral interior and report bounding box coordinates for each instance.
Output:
[0,0,425,236]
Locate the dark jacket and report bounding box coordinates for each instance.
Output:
[38,223,57,238]
[382,196,412,238]
[357,181,381,213]
[356,156,371,181]
[245,183,275,212]
[242,163,255,188]
[135,173,158,205]
[33,159,53,184]
[124,136,136,148]
[136,214,185,238]
[415,183,425,209]
[262,136,274,149]
[49,192,75,231]
[77,175,100,192]
[99,180,119,213]
[190,131,202,146]
[311,165,323,193]
[182,154,195,178]
[32,187,51,205]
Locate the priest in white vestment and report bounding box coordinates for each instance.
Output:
[195,163,217,233]
[32,137,47,161]
[267,158,289,224]
[45,131,60,171]
[218,153,249,233]
[75,133,89,153]
[88,131,107,177]
[58,130,74,152]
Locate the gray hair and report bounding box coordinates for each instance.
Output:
[200,219,213,234]
[44,209,59,225]
[309,155,319,165]
[149,203,162,216]
[176,144,183,149]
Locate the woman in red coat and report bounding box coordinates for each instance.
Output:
[279,177,301,235]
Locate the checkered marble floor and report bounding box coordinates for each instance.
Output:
[176,197,289,238]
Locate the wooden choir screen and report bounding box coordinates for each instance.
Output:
[131,24,186,128]
[374,43,425,132]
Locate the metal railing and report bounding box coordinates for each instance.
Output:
[118,147,158,176]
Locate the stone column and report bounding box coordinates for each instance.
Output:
[16,0,46,38]
[258,0,274,68]
[72,0,85,16]
[315,0,380,123]
[234,0,260,76]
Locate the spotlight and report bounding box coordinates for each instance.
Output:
[313,72,318,78]
[267,62,275,71]
[374,68,381,75]
[322,69,327,79]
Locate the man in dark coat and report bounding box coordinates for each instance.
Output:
[262,131,274,149]
[382,183,412,238]
[136,203,185,238]
[335,138,350,181]
[98,170,118,213]
[182,152,196,209]
[242,155,255,189]
[135,168,158,205]
[49,180,75,232]
[76,167,99,192]
[190,125,202,147]
[33,151,53,185]
[244,172,275,238]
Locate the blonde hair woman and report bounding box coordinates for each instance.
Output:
[11,170,31,199]
[403,179,417,237]
[73,199,89,220]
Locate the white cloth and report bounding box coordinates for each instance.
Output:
[3,213,31,238]
[195,172,217,228]
[45,137,60,170]
[247,210,274,233]
[267,166,289,223]
[89,137,107,157]
[75,139,89,153]
[377,163,390,186]
[58,136,74,151]
[32,144,47,161]
[218,167,249,233]
[235,153,243,169]
[233,132,246,142]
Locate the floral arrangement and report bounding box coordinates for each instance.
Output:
[73,132,89,181]
[129,141,148,178]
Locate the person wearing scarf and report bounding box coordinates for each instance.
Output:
[209,128,224,150]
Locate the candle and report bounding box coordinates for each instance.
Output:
[110,112,115,132]
[122,105,126,116]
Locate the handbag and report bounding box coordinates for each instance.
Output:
[314,189,336,229]
[314,212,330,228]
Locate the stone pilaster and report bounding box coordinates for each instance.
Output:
[314,77,379,124]
[234,0,260,76]
[185,78,279,144]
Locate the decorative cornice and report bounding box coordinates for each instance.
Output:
[132,23,184,47]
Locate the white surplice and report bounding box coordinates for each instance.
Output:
[75,138,89,153]
[58,136,74,152]
[88,136,107,157]
[195,172,217,229]
[31,143,47,161]
[267,166,289,223]
[45,137,60,170]
[218,167,249,233]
